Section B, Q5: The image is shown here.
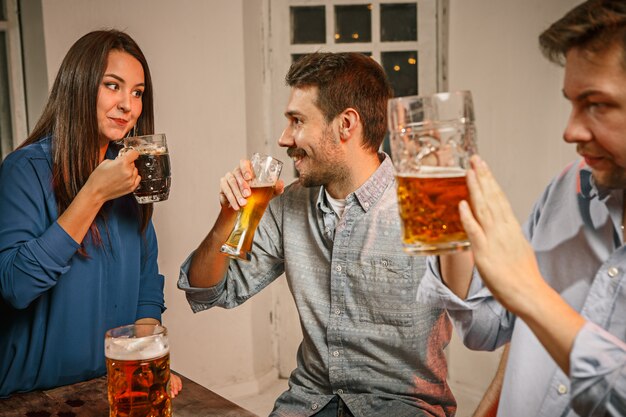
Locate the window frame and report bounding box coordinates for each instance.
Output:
[1,0,27,157]
[280,0,448,95]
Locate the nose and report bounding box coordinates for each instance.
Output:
[117,94,131,113]
[278,127,293,148]
[563,109,592,144]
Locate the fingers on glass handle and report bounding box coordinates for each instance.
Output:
[117,146,135,158]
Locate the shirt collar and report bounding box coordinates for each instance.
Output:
[316,152,394,213]
[578,161,621,202]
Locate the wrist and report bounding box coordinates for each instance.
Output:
[78,180,107,207]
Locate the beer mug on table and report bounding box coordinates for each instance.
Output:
[105,324,171,417]
[119,133,171,204]
[220,153,283,261]
[388,90,477,255]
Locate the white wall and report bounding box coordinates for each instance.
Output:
[445,0,580,412]
[34,0,583,414]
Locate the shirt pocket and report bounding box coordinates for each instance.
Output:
[349,257,418,327]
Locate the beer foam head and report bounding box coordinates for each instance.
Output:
[401,166,467,178]
[132,144,168,155]
[105,327,169,360]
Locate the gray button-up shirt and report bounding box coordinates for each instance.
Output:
[179,155,455,417]
[418,161,626,417]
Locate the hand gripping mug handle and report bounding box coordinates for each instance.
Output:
[116,146,135,159]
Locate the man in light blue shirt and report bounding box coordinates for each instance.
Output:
[419,1,626,416]
[178,53,455,417]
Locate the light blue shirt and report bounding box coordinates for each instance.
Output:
[179,154,456,417]
[418,160,626,417]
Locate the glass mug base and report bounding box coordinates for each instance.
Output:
[134,191,169,204]
[220,244,252,261]
[402,240,471,256]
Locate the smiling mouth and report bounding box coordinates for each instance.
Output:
[287,148,307,164]
[111,118,129,126]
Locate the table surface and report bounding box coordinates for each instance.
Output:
[0,372,258,417]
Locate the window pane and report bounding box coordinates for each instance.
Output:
[291,6,326,44]
[0,32,14,159]
[334,4,371,44]
[382,51,418,97]
[381,3,417,42]
[0,0,6,21]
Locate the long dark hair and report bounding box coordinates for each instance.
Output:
[19,29,155,246]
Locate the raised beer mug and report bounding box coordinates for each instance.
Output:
[105,324,172,417]
[119,133,171,204]
[388,91,477,255]
[220,153,283,261]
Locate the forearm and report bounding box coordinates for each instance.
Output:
[439,250,475,299]
[472,343,509,417]
[188,207,238,288]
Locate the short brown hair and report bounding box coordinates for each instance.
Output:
[285,52,392,152]
[539,0,626,67]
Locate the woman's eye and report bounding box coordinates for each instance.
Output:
[132,90,144,98]
[104,82,119,91]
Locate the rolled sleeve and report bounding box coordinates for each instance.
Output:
[2,222,80,310]
[417,255,513,351]
[570,321,626,416]
[177,252,227,313]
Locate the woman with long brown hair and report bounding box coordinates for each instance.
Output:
[0,29,180,397]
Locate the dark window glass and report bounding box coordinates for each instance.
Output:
[334,4,371,43]
[382,51,418,97]
[0,0,6,21]
[291,6,326,44]
[381,3,417,42]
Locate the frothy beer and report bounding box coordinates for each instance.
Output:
[396,167,468,251]
[133,145,171,204]
[222,184,274,259]
[105,327,171,417]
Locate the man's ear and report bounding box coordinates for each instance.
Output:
[339,108,360,140]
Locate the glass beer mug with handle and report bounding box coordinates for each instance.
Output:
[118,133,172,204]
[220,153,283,261]
[105,324,171,417]
[388,90,477,255]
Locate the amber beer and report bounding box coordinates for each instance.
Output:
[105,324,171,417]
[396,167,469,254]
[221,184,274,260]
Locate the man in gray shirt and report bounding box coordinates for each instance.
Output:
[178,53,455,416]
[419,1,626,416]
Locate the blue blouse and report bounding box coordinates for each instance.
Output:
[0,137,165,397]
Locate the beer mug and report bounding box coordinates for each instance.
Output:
[220,153,283,261]
[388,90,477,255]
[119,133,171,204]
[105,324,171,417]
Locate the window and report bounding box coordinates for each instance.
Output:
[284,0,447,97]
[0,0,26,160]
